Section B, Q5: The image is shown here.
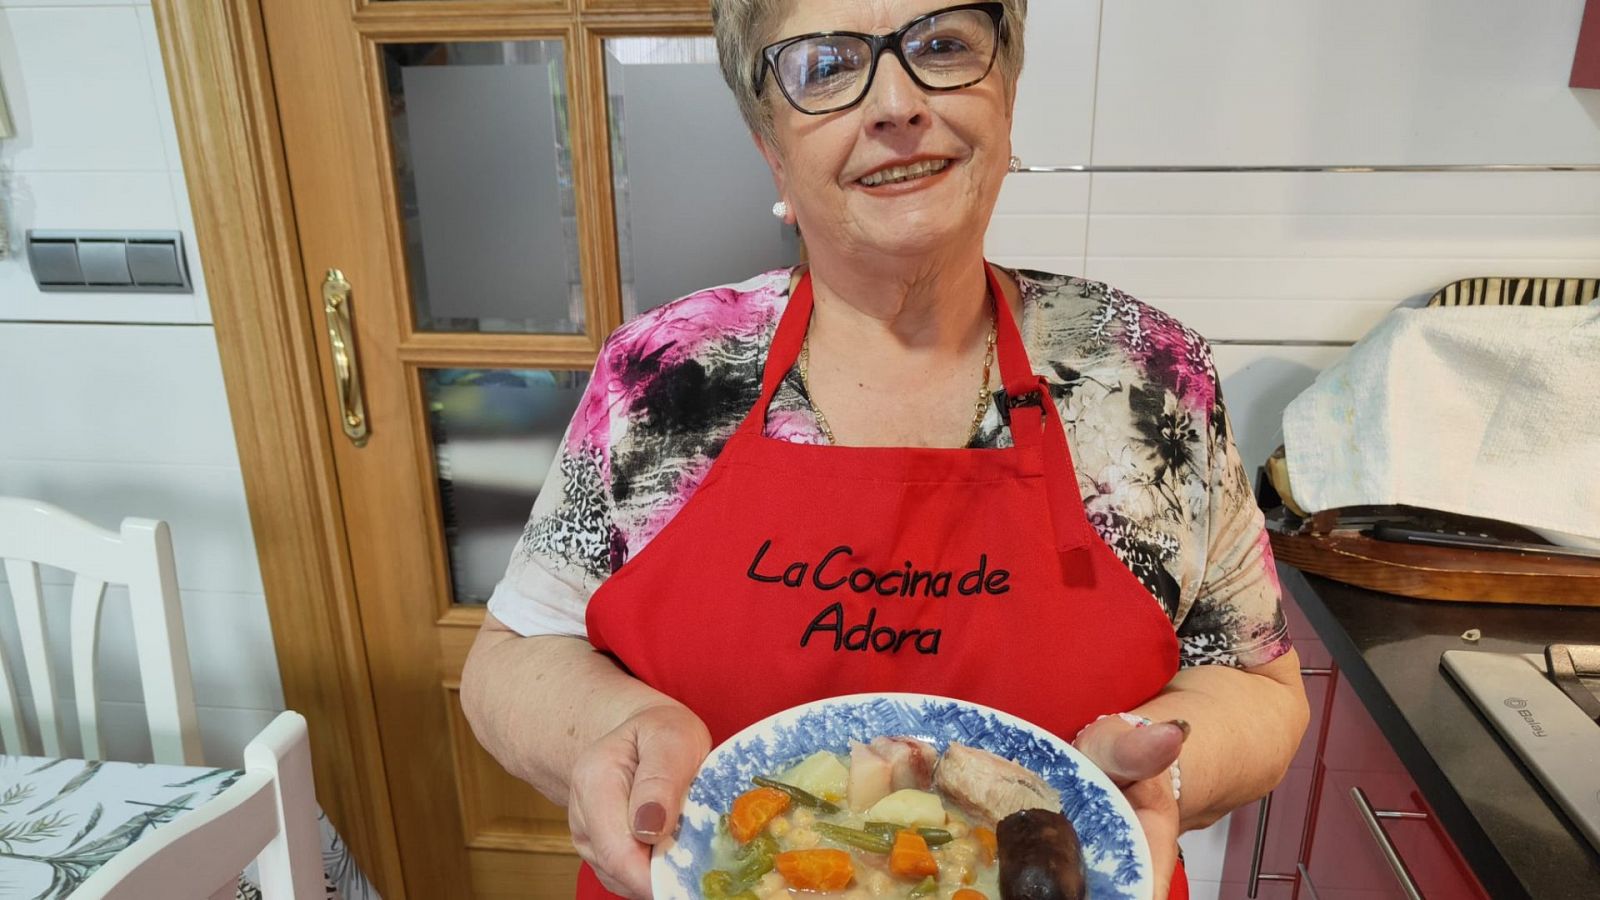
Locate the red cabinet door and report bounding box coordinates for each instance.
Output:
[1303,676,1489,900]
[1219,583,1334,898]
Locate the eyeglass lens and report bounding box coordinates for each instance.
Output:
[773,7,998,113]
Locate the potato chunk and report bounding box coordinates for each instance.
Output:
[865,789,946,828]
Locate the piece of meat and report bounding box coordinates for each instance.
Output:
[997,808,1087,900]
[934,743,1062,828]
[870,736,939,791]
[847,740,893,811]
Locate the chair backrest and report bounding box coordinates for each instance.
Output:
[0,496,203,764]
[73,711,325,900]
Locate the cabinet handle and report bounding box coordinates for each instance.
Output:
[1245,664,1330,896]
[1247,792,1272,896]
[1350,786,1427,900]
[1297,863,1322,900]
[1246,791,1299,896]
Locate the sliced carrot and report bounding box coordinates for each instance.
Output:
[774,848,854,891]
[728,786,791,844]
[953,890,988,900]
[974,826,998,866]
[889,829,939,881]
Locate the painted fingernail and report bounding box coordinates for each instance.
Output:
[633,801,666,836]
[1164,719,1192,739]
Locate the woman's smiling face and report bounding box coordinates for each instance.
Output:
[755,0,1016,264]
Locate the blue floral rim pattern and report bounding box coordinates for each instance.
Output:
[650,693,1152,899]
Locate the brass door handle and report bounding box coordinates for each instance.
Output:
[322,268,370,447]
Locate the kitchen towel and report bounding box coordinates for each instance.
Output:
[1283,300,1600,548]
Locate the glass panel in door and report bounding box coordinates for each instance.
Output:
[422,368,590,606]
[604,37,801,317]
[383,41,585,334]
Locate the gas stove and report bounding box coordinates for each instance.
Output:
[1442,645,1600,858]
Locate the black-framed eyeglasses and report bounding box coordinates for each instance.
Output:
[754,2,1007,116]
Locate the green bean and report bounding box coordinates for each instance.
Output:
[909,875,939,898]
[815,821,893,854]
[701,870,737,898]
[862,822,955,847]
[752,775,841,813]
[733,835,777,884]
[736,833,777,862]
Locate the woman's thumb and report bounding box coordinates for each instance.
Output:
[627,716,708,844]
[1094,720,1188,785]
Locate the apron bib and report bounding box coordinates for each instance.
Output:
[580,264,1186,899]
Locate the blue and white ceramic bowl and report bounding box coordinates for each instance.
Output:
[651,693,1152,899]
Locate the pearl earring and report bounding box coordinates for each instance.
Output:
[1008,156,1023,173]
[772,201,790,219]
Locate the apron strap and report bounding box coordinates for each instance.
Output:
[985,263,1096,555]
[739,263,1095,555]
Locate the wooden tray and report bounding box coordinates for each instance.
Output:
[1268,528,1600,606]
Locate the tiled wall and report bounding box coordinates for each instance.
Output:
[986,3,1600,897]
[0,0,276,769]
[0,0,1597,889]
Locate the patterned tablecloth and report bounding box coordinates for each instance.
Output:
[0,754,379,900]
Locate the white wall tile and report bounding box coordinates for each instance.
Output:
[97,700,279,768]
[0,169,204,323]
[0,580,283,714]
[166,171,212,323]
[1180,812,1233,884]
[134,5,181,172]
[987,172,1090,275]
[0,1,142,7]
[1008,0,1099,165]
[1093,0,1600,166]
[0,461,264,595]
[192,703,280,768]
[1212,344,1351,474]
[0,323,239,466]
[0,6,167,173]
[1084,172,1600,342]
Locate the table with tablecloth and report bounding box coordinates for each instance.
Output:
[0,754,378,900]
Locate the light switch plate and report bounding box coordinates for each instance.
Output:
[28,240,83,285]
[127,241,184,286]
[25,230,193,294]
[79,241,132,286]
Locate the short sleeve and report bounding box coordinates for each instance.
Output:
[1176,386,1293,669]
[487,377,616,639]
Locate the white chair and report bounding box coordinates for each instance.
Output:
[74,711,325,900]
[0,496,203,764]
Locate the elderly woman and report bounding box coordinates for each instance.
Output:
[461,1,1308,897]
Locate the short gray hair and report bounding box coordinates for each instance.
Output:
[712,0,1028,141]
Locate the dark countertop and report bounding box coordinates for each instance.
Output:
[1287,567,1600,900]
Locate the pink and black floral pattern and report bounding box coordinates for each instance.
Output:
[490,267,1291,670]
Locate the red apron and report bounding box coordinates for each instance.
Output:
[582,264,1187,899]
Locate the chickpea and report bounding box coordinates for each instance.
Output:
[755,871,787,900]
[766,816,791,839]
[944,818,970,839]
[786,826,821,850]
[791,807,816,828]
[942,838,979,871]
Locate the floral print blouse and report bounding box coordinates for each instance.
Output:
[488,266,1291,670]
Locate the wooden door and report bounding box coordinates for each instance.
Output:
[257,0,797,896]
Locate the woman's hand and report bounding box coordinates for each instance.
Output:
[1073,717,1189,900]
[568,703,712,898]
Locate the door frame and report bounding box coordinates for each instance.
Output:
[150,1,405,894]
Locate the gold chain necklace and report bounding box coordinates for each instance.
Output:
[797,299,998,448]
